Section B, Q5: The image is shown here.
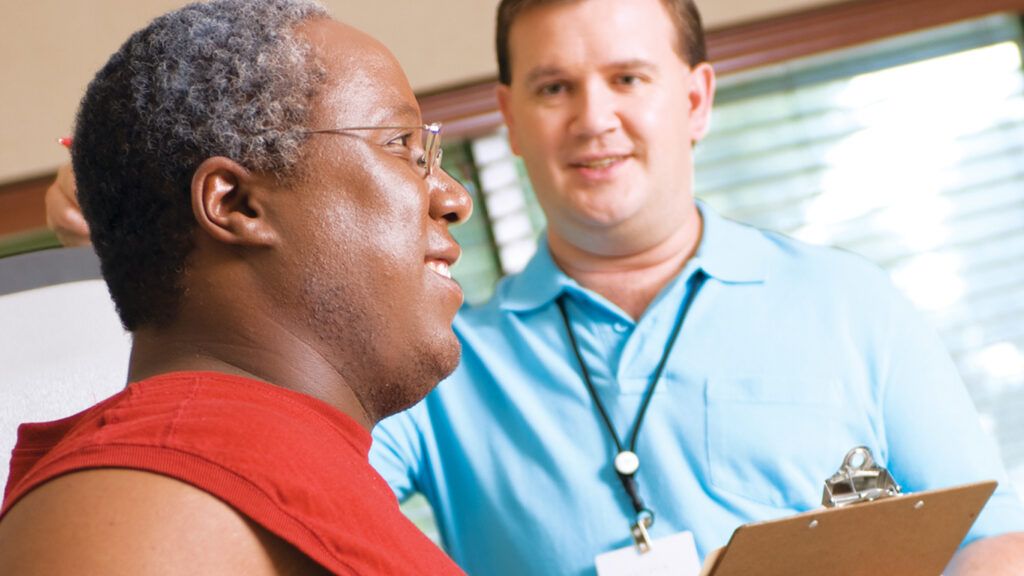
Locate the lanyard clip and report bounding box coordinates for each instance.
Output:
[630,511,654,553]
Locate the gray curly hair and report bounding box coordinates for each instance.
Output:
[72,0,329,331]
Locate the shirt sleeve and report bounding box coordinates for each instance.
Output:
[370,406,426,502]
[878,278,1024,544]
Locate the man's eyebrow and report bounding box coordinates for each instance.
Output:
[523,59,659,85]
[355,102,420,127]
[384,102,422,125]
[524,66,565,86]
[606,59,658,73]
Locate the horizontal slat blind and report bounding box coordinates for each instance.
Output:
[694,14,1024,486]
[441,141,504,306]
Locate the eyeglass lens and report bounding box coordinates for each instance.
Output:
[422,123,442,176]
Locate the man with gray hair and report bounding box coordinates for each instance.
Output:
[0,1,471,573]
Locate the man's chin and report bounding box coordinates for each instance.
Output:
[412,338,462,398]
[435,338,462,381]
[376,339,461,420]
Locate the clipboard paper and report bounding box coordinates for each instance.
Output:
[706,480,996,576]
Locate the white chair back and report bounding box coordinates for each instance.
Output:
[0,247,131,489]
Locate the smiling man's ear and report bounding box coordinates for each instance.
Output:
[191,157,279,247]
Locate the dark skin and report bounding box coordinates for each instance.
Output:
[0,470,331,575]
[125,157,380,425]
[0,17,471,574]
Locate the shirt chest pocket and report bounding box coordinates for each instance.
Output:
[705,377,853,509]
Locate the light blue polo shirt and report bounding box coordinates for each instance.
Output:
[371,204,1024,576]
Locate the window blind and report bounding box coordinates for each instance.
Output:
[694,14,1024,486]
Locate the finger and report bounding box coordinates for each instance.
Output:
[47,198,92,247]
[54,163,80,208]
[45,167,92,247]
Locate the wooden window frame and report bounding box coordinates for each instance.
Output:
[419,0,1024,138]
[3,0,1023,238]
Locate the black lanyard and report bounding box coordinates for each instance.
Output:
[556,270,706,534]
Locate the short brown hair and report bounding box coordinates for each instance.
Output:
[495,0,707,85]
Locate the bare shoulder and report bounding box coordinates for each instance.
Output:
[0,469,330,575]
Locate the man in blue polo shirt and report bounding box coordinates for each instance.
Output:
[369,0,1024,574]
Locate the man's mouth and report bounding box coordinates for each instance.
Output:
[569,155,630,170]
[426,260,452,279]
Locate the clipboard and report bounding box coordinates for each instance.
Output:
[704,480,996,576]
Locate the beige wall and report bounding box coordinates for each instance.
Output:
[0,0,839,185]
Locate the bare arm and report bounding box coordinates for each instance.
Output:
[945,532,1024,576]
[0,469,329,575]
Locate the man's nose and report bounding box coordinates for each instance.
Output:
[429,168,473,225]
[570,81,621,139]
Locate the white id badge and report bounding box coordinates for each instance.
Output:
[595,531,701,576]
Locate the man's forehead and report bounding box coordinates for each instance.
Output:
[299,18,421,126]
[507,0,682,81]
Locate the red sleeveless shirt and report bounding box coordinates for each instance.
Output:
[2,371,463,575]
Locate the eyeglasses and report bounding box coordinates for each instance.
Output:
[304,122,443,178]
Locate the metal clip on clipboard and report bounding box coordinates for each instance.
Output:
[704,445,996,575]
[822,446,902,508]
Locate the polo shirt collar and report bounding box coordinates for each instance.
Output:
[499,235,576,312]
[499,201,769,313]
[694,201,769,284]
